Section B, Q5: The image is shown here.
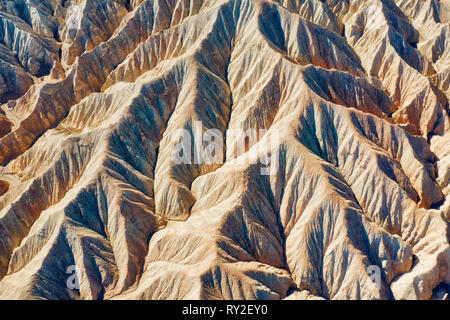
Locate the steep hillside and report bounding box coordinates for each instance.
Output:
[0,0,448,300]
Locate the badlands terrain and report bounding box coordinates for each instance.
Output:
[0,0,449,300]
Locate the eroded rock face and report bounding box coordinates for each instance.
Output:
[0,0,448,300]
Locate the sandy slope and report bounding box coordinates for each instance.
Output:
[0,0,448,300]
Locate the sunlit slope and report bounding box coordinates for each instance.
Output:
[0,0,448,300]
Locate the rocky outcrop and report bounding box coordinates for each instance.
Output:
[0,0,448,300]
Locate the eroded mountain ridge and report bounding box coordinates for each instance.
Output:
[0,0,449,300]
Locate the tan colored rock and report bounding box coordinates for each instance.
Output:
[0,0,448,300]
